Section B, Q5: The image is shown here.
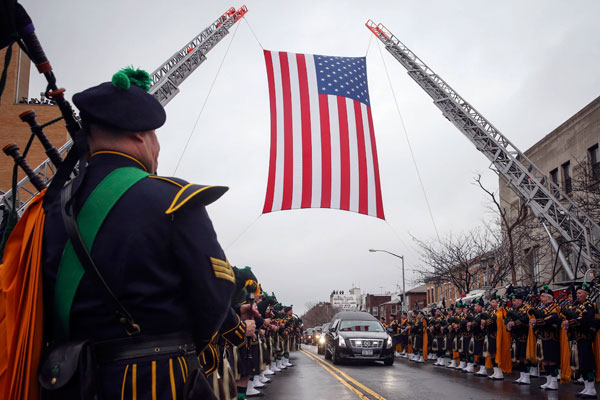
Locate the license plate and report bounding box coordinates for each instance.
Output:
[362,349,373,356]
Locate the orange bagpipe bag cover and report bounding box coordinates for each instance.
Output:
[0,190,46,400]
[495,307,512,373]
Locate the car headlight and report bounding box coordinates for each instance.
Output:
[319,337,325,344]
[338,336,346,348]
[386,335,393,349]
[315,334,320,339]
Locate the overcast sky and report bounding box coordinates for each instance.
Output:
[23,0,600,315]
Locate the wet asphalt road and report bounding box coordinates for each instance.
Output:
[259,345,592,399]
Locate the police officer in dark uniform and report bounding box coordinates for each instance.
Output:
[40,68,235,399]
[484,296,503,380]
[471,298,487,376]
[563,283,598,398]
[398,312,409,358]
[445,305,459,369]
[457,302,472,371]
[529,285,560,391]
[412,312,425,363]
[506,291,531,385]
[430,308,446,365]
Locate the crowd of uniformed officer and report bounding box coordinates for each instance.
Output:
[386,282,600,399]
[201,265,303,399]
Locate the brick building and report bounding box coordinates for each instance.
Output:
[378,299,402,319]
[0,47,67,194]
[425,260,492,306]
[405,285,427,311]
[364,294,391,318]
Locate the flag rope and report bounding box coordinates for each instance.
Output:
[364,34,373,57]
[242,16,264,50]
[376,41,441,241]
[224,213,262,251]
[172,21,241,175]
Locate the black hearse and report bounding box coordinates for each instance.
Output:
[324,311,394,365]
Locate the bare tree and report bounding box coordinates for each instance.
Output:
[414,172,551,293]
[300,302,341,328]
[414,227,507,295]
[475,175,551,285]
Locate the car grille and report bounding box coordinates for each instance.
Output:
[349,339,383,348]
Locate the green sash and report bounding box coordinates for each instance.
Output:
[54,167,149,339]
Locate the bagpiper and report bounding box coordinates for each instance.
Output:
[483,295,504,380]
[505,289,531,385]
[562,282,598,399]
[529,285,561,390]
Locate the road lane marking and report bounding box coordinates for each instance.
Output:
[311,354,387,400]
[300,350,370,399]
[300,349,387,400]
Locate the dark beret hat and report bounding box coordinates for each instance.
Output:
[510,292,524,300]
[73,81,166,131]
[576,282,590,293]
[540,285,553,296]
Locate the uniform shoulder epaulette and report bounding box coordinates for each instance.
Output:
[152,179,228,214]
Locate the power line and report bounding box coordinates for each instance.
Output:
[172,22,241,175]
[376,41,441,241]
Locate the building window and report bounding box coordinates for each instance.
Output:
[589,144,600,180]
[372,307,378,316]
[550,168,560,196]
[525,246,540,283]
[562,161,572,193]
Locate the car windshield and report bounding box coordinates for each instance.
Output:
[339,320,384,332]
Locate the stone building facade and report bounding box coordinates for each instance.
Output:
[498,96,600,285]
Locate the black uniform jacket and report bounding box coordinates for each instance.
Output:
[42,152,235,349]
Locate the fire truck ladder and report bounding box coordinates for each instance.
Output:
[366,20,600,278]
[0,5,247,217]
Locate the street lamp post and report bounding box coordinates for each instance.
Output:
[369,249,406,312]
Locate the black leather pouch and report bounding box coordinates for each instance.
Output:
[38,340,99,400]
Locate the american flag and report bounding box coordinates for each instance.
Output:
[262,50,385,219]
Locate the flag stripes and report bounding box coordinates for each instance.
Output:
[263,50,385,219]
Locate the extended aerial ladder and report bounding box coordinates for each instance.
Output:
[0,5,247,218]
[366,20,600,278]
